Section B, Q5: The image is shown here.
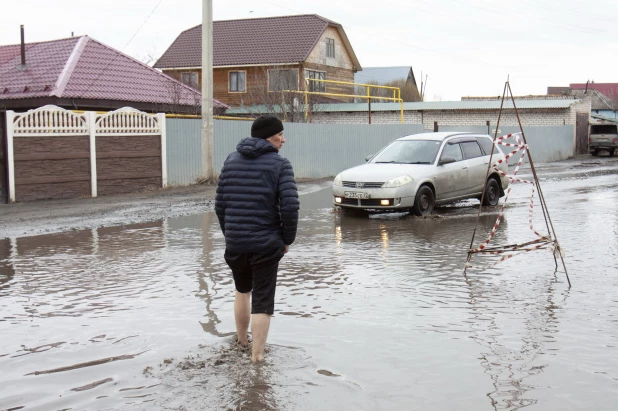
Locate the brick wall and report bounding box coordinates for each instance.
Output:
[311,100,592,132]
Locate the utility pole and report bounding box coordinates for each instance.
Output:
[201,0,214,181]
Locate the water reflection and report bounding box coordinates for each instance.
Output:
[195,212,225,337]
[1,171,617,410]
[0,239,15,289]
[465,263,570,410]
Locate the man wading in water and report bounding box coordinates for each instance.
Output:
[215,115,299,363]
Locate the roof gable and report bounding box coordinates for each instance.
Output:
[570,89,614,111]
[155,14,349,68]
[0,36,228,109]
[570,83,618,98]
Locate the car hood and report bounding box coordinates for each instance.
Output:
[338,163,433,182]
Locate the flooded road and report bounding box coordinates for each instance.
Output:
[1,157,618,410]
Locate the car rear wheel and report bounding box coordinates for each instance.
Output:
[482,178,500,207]
[592,149,600,156]
[412,185,435,216]
[610,149,615,157]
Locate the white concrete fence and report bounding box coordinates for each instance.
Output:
[5,105,167,203]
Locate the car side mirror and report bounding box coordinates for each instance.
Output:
[439,156,456,165]
[365,155,373,162]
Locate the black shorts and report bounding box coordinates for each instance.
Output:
[224,247,286,315]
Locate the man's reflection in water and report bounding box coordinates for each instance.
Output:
[0,239,16,290]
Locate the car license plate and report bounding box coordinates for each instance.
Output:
[344,191,370,199]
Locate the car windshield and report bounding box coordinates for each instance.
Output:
[371,140,442,164]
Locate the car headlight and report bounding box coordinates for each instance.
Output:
[382,175,413,188]
[333,173,343,186]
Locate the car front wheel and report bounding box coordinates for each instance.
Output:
[482,178,500,207]
[412,185,435,216]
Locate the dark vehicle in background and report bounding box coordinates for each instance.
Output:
[589,122,618,157]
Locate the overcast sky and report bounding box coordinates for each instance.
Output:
[1,0,616,101]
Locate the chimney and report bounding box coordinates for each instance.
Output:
[20,25,26,66]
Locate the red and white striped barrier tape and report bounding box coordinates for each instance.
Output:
[467,132,554,269]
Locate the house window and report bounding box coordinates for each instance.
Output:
[181,72,198,89]
[326,38,335,58]
[268,69,299,91]
[306,70,326,92]
[229,71,246,92]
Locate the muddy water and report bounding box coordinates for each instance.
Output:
[1,159,618,410]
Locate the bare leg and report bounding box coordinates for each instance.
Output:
[251,313,271,363]
[234,291,251,346]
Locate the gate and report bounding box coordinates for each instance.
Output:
[576,112,589,154]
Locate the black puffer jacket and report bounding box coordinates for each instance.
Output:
[215,137,299,253]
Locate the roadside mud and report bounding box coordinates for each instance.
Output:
[0,184,217,239]
[0,179,330,240]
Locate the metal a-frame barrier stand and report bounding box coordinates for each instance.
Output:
[464,80,571,287]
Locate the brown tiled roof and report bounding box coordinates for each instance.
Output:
[0,36,228,109]
[154,14,337,68]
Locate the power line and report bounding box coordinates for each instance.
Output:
[523,0,618,26]
[121,0,167,51]
[447,0,617,35]
[82,0,167,95]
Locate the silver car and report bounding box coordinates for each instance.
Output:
[332,132,509,215]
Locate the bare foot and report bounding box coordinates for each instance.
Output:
[235,337,250,351]
[249,343,270,363]
[247,342,270,353]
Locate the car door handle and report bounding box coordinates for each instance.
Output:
[462,166,468,169]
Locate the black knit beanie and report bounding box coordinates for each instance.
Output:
[251,116,284,139]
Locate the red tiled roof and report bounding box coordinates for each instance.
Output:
[154,14,336,69]
[0,44,35,65]
[0,36,228,109]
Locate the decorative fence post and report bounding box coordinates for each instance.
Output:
[88,111,98,197]
[6,110,15,203]
[158,113,168,188]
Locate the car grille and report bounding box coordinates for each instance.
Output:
[340,198,393,207]
[342,181,384,188]
[361,199,385,206]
